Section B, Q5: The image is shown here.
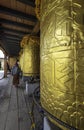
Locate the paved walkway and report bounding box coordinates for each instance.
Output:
[0,74,11,98]
[0,75,41,130]
[0,70,4,80]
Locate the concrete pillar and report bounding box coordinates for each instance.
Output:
[4,55,7,77]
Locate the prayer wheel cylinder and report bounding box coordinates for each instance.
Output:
[20,35,40,76]
[40,0,84,129]
[9,57,17,68]
[19,50,23,71]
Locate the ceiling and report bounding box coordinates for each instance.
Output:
[0,0,40,57]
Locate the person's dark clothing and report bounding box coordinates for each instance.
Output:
[11,63,20,87]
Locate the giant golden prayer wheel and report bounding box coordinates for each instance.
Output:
[40,0,84,129]
[20,35,40,76]
[19,49,23,71]
[9,57,17,68]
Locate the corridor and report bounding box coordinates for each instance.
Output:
[0,74,41,130]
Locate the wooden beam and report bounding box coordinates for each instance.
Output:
[0,26,30,35]
[0,5,37,22]
[0,18,34,30]
[7,42,20,46]
[5,38,20,43]
[3,32,24,37]
[3,33,22,39]
[16,0,35,7]
[0,35,22,41]
[5,36,21,41]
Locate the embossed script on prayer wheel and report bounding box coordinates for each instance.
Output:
[40,0,84,129]
[20,35,40,76]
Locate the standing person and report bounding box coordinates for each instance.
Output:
[11,62,20,87]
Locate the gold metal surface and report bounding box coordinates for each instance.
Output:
[9,57,17,68]
[20,35,30,48]
[40,0,84,129]
[19,51,24,71]
[20,35,40,76]
[35,0,41,20]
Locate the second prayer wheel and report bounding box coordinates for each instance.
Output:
[9,57,17,68]
[19,49,23,71]
[20,35,40,76]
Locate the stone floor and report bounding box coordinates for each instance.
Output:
[0,74,42,130]
[0,70,4,80]
[0,74,62,130]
